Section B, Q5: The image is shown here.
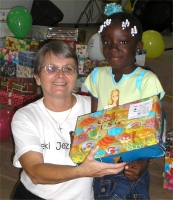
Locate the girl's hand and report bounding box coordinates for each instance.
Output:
[124,160,150,181]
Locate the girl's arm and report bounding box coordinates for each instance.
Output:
[91,95,98,112]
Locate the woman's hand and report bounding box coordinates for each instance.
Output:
[124,160,150,181]
[79,146,126,178]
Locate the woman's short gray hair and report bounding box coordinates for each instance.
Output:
[34,41,78,75]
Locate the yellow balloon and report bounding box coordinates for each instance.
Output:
[142,30,165,59]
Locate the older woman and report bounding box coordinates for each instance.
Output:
[11,41,126,200]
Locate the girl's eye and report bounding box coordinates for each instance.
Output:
[120,41,127,44]
[103,41,110,45]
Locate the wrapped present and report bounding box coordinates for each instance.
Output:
[163,130,173,190]
[0,47,19,64]
[27,26,86,43]
[0,22,14,37]
[0,77,39,94]
[18,50,37,67]
[63,40,77,51]
[27,25,48,41]
[0,58,5,73]
[16,64,34,78]
[4,36,39,51]
[70,95,166,164]
[0,59,16,77]
[47,27,86,43]
[0,90,39,108]
[78,58,85,75]
[76,44,88,58]
[0,37,4,47]
[0,9,10,22]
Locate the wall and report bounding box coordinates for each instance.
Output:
[0,0,105,24]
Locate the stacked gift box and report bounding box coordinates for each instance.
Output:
[163,130,173,190]
[0,21,41,108]
[0,77,41,108]
[27,25,86,43]
[0,47,38,78]
[0,8,14,47]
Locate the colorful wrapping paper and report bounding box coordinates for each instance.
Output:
[0,37,4,47]
[27,26,86,43]
[0,77,38,94]
[0,47,19,64]
[16,64,34,78]
[0,59,16,77]
[18,50,37,68]
[0,90,39,108]
[27,25,48,41]
[76,44,88,58]
[4,36,39,51]
[70,96,165,164]
[0,9,10,21]
[47,27,86,43]
[163,130,173,190]
[0,22,14,37]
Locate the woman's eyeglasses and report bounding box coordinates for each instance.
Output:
[41,64,77,75]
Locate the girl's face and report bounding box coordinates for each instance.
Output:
[34,52,77,100]
[101,20,142,72]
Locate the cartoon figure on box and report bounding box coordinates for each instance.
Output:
[104,89,119,109]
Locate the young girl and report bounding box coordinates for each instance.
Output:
[84,3,165,200]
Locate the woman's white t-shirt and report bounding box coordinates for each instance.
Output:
[12,94,93,200]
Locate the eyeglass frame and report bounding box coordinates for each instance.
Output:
[41,64,78,75]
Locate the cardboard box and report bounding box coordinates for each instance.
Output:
[70,96,164,164]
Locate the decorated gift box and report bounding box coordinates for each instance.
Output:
[163,130,173,190]
[4,36,39,51]
[76,44,88,58]
[0,47,19,64]
[0,77,38,94]
[70,95,165,164]
[27,26,86,43]
[16,64,34,78]
[0,59,16,76]
[0,37,4,47]
[0,8,10,22]
[18,50,37,67]
[0,90,40,108]
[27,25,48,41]
[0,22,14,37]
[47,27,86,43]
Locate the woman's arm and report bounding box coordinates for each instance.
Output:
[19,147,126,185]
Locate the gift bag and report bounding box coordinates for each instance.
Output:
[70,95,166,164]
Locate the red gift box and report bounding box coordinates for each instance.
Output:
[0,90,40,108]
[0,77,39,95]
